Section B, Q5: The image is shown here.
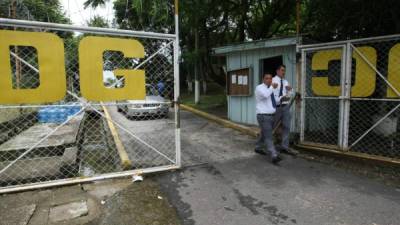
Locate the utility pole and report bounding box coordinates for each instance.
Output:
[296,0,301,42]
[11,0,22,114]
[11,0,21,89]
[174,0,182,167]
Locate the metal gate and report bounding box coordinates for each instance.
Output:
[299,35,400,161]
[0,19,181,193]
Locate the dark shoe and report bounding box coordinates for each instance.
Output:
[272,156,283,165]
[254,148,267,155]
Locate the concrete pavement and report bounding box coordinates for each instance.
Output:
[1,109,399,225]
[0,179,181,225]
[154,111,400,225]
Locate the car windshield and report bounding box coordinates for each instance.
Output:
[146,85,158,96]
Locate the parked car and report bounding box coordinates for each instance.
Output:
[117,84,170,119]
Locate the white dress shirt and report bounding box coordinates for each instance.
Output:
[272,75,292,105]
[255,83,276,114]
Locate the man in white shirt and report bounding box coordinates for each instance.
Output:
[255,73,282,165]
[272,65,295,155]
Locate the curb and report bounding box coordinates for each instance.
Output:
[101,104,132,170]
[180,104,259,137]
[296,143,400,167]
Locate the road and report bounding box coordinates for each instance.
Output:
[108,107,400,225]
[106,105,177,168]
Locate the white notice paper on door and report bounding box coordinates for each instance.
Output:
[238,75,243,85]
[243,76,248,85]
[231,74,237,84]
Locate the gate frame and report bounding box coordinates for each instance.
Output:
[298,34,400,157]
[347,43,400,149]
[299,44,347,148]
[0,17,181,194]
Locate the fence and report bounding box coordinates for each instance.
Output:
[298,34,400,162]
[0,18,181,193]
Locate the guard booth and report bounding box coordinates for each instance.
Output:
[212,37,299,131]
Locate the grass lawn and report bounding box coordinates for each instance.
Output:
[180,83,227,118]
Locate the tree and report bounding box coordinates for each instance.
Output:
[246,0,296,40]
[83,0,107,9]
[0,0,70,24]
[113,0,174,32]
[87,15,109,28]
[302,0,400,42]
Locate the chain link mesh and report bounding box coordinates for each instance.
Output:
[301,36,400,160]
[302,48,343,146]
[348,37,400,158]
[0,24,178,190]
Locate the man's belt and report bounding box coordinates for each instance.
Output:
[257,113,275,116]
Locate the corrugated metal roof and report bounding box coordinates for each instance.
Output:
[212,36,299,55]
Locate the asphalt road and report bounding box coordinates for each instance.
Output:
[159,111,400,225]
[108,107,400,225]
[106,105,177,168]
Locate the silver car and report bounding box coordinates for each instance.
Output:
[117,84,169,119]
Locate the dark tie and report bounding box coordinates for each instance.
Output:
[279,79,283,97]
[271,94,276,108]
[268,85,277,108]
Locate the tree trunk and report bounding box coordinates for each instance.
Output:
[187,80,193,93]
[202,81,207,95]
[194,26,200,104]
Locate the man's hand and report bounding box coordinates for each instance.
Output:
[280,96,290,102]
[272,83,278,89]
[286,85,292,91]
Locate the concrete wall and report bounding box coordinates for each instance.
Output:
[226,45,297,129]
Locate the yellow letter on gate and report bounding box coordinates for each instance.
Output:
[0,30,66,104]
[387,43,400,98]
[311,47,376,97]
[311,49,342,96]
[351,47,377,97]
[79,36,145,101]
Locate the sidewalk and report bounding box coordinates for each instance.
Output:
[0,179,180,225]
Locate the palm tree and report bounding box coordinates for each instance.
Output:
[83,0,108,9]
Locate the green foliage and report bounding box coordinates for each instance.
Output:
[87,15,109,28]
[83,0,107,9]
[247,0,296,39]
[0,0,70,24]
[113,0,174,32]
[302,0,400,41]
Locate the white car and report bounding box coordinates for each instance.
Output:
[117,84,169,119]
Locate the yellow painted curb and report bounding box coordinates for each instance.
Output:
[180,104,259,137]
[101,104,132,170]
[296,143,400,167]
